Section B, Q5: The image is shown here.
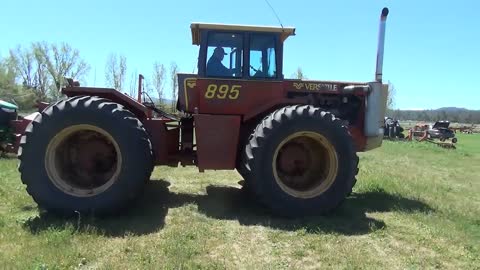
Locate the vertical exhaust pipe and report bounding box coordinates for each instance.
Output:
[364,7,390,146]
[375,7,389,83]
[137,74,144,103]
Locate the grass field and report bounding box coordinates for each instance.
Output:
[0,134,479,269]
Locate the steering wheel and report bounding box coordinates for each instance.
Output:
[251,65,266,77]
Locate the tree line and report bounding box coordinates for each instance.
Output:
[0,42,179,111]
[387,109,480,124]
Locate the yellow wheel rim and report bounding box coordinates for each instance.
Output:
[272,131,338,199]
[45,124,122,197]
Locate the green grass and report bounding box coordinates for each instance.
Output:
[0,134,479,269]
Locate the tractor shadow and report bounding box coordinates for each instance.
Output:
[23,180,172,237]
[185,183,433,235]
[23,179,433,237]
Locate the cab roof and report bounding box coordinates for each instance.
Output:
[190,23,296,45]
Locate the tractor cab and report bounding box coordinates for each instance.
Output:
[177,23,295,112]
[191,23,295,79]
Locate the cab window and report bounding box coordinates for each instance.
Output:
[206,32,243,78]
[249,34,277,78]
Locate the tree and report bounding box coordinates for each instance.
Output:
[9,45,50,100]
[8,42,90,101]
[465,113,473,124]
[387,81,396,110]
[152,61,166,106]
[291,67,306,80]
[419,111,429,122]
[0,58,18,94]
[0,57,37,109]
[9,46,34,88]
[170,62,178,111]
[32,42,89,100]
[439,110,448,121]
[128,71,138,98]
[105,53,127,91]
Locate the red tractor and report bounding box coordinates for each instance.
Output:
[15,8,390,216]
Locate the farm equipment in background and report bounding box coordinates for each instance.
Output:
[427,121,456,142]
[450,124,475,134]
[12,8,390,217]
[383,117,404,139]
[0,99,17,154]
[406,121,457,148]
[0,99,46,155]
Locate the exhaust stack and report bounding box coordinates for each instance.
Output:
[137,74,144,103]
[375,7,389,83]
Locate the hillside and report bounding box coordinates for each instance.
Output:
[435,107,474,112]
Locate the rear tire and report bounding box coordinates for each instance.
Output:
[244,105,358,216]
[18,96,154,215]
[236,129,254,189]
[237,117,269,190]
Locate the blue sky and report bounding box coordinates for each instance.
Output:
[1,0,479,109]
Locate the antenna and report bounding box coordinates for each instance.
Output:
[264,0,284,28]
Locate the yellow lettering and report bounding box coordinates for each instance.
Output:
[205,84,217,98]
[229,85,241,99]
[217,85,229,99]
[204,84,241,100]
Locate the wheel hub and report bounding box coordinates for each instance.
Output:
[273,132,338,199]
[278,142,310,175]
[45,125,122,197]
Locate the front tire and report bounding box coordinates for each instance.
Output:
[18,96,154,215]
[244,105,358,216]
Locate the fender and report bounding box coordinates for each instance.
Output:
[61,86,148,119]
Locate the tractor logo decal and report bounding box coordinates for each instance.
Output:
[293,82,304,90]
[292,82,338,91]
[183,78,198,111]
[186,79,197,88]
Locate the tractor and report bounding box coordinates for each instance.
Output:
[14,8,390,217]
[0,99,18,153]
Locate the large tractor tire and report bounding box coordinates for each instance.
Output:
[243,105,358,216]
[18,96,154,215]
[236,117,268,190]
[236,132,254,182]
